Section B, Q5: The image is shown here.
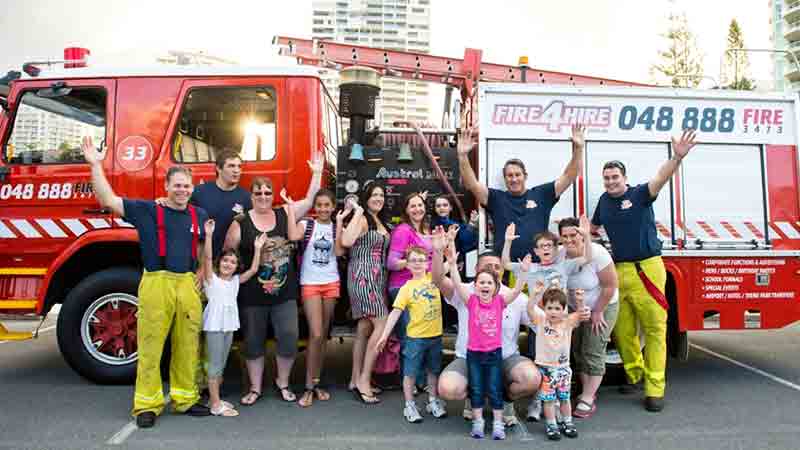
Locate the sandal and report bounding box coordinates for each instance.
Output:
[211,402,240,417]
[573,398,597,419]
[348,383,381,396]
[351,386,381,405]
[273,381,297,402]
[240,390,262,406]
[313,386,331,401]
[298,389,315,408]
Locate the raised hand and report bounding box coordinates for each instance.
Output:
[531,280,546,298]
[519,253,532,273]
[457,125,477,156]
[672,128,698,160]
[570,123,586,148]
[204,219,215,235]
[336,209,348,224]
[578,215,591,236]
[81,136,105,166]
[308,153,324,174]
[505,223,519,242]
[280,188,295,205]
[254,232,268,250]
[446,224,460,242]
[431,225,447,251]
[418,190,429,201]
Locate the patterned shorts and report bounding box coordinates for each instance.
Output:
[538,365,572,402]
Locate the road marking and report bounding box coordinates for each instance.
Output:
[691,343,800,392]
[106,421,137,445]
[0,324,55,345]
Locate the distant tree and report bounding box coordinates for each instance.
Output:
[651,12,705,88]
[722,19,755,90]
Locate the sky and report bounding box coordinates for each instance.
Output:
[0,0,774,117]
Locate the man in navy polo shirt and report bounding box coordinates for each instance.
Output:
[190,149,251,259]
[458,125,585,262]
[591,129,697,413]
[82,136,211,429]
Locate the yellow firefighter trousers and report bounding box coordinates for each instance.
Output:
[613,256,668,398]
[132,271,202,417]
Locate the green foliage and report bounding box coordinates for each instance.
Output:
[651,12,704,88]
[722,19,755,91]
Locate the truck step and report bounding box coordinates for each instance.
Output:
[0,323,33,341]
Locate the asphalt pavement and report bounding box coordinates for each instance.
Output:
[1,313,799,450]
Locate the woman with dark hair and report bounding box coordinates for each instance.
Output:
[339,182,391,404]
[432,194,479,268]
[557,217,619,419]
[387,192,433,299]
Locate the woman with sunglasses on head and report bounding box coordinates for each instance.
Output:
[556,217,619,419]
[223,158,322,407]
[339,183,392,404]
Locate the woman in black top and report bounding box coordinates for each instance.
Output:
[224,177,303,405]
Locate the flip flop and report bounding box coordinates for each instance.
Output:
[273,381,297,402]
[211,402,240,417]
[240,390,262,406]
[351,386,381,405]
[313,386,331,401]
[298,389,315,408]
[573,398,597,419]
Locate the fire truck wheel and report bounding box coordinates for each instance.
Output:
[57,267,141,385]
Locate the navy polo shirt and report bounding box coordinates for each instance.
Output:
[591,183,661,263]
[486,181,558,261]
[191,181,252,258]
[122,199,208,273]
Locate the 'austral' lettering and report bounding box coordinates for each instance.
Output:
[492,101,612,132]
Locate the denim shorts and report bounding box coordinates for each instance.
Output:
[402,336,443,378]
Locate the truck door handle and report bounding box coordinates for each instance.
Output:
[82,208,111,215]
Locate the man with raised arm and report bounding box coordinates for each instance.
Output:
[430,226,541,427]
[591,129,698,413]
[457,124,585,261]
[82,136,211,429]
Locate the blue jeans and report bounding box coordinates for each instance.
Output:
[467,348,503,410]
[402,336,443,378]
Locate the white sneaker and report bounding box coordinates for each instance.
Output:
[462,398,473,420]
[526,398,541,422]
[403,402,423,423]
[502,402,519,427]
[426,398,447,418]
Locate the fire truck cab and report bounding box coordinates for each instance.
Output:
[0,62,338,383]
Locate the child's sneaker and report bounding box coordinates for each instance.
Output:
[559,421,578,438]
[492,420,506,440]
[403,402,423,423]
[502,402,518,426]
[426,398,447,418]
[471,419,485,439]
[526,398,541,422]
[545,423,562,441]
[462,398,473,420]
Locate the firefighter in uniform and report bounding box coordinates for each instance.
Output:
[82,136,211,428]
[590,129,697,412]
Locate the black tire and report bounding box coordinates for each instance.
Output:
[57,267,141,385]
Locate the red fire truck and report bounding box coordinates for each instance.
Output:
[1,38,798,384]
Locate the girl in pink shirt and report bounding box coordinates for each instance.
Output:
[450,246,529,440]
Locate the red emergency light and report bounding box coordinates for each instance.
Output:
[64,47,90,68]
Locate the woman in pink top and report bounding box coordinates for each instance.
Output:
[450,245,529,440]
[387,192,433,296]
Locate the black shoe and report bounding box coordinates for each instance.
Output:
[559,421,578,438]
[545,424,561,441]
[136,412,156,428]
[618,381,643,394]
[184,402,211,416]
[644,396,664,412]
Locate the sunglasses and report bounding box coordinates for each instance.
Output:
[252,191,273,197]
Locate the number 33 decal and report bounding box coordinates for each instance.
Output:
[116,136,153,172]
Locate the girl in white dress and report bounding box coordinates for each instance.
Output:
[202,218,266,417]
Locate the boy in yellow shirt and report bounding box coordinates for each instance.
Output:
[377,245,446,423]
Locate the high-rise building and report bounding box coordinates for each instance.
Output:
[772,0,800,91]
[312,0,432,130]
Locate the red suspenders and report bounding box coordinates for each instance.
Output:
[156,204,199,268]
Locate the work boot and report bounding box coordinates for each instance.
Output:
[184,402,211,416]
[618,380,643,395]
[644,396,665,412]
[136,412,156,428]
